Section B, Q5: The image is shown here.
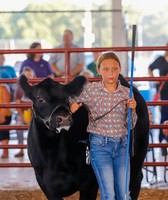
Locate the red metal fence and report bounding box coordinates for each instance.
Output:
[0,46,168,168]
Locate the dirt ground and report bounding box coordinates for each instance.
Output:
[0,189,168,200]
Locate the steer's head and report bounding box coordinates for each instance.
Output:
[19,75,87,133]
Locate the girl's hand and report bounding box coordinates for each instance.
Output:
[127,98,137,112]
[70,102,82,113]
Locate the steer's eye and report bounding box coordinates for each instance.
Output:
[37,97,44,103]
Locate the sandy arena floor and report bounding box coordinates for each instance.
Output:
[0,189,168,200]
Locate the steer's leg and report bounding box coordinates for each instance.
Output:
[35,174,64,200]
[130,170,143,200]
[130,156,144,200]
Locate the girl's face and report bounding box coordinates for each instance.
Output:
[97,58,121,85]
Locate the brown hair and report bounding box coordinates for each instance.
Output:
[27,42,41,60]
[64,29,73,38]
[96,52,121,69]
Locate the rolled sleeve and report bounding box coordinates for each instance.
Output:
[49,53,57,64]
[125,110,138,130]
[131,111,138,129]
[78,52,84,64]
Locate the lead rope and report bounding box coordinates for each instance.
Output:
[93,99,127,121]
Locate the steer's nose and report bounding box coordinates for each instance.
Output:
[56,115,72,126]
[56,116,63,124]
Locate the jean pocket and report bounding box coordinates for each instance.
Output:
[90,135,104,146]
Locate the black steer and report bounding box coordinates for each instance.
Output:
[19,74,149,200]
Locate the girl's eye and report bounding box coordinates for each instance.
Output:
[102,68,109,71]
[102,67,119,72]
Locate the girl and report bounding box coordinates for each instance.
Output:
[70,52,137,200]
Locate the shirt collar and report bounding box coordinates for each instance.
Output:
[97,80,123,93]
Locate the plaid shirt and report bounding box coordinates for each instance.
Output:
[70,80,138,138]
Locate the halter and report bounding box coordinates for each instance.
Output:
[32,104,72,133]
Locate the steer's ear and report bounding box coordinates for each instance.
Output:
[19,74,33,99]
[118,74,130,87]
[65,76,87,97]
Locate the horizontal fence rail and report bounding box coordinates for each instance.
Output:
[0,163,32,167]
[1,101,168,108]
[1,125,168,131]
[0,46,168,55]
[1,162,168,168]
[1,76,168,84]
[0,101,168,108]
[1,143,168,149]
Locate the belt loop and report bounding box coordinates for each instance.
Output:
[105,137,108,145]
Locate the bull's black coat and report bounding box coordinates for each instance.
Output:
[19,74,149,200]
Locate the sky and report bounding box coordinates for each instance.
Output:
[0,0,167,12]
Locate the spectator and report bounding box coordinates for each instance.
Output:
[14,67,35,157]
[20,42,54,78]
[148,42,168,143]
[80,69,94,78]
[0,54,17,99]
[86,51,102,77]
[49,29,84,77]
[0,84,12,159]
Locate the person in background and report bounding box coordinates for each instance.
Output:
[148,42,168,144]
[0,54,17,100]
[70,52,137,200]
[19,42,54,78]
[80,69,94,78]
[14,67,35,157]
[86,51,102,77]
[49,29,84,77]
[0,84,12,159]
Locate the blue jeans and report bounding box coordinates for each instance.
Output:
[89,133,131,200]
